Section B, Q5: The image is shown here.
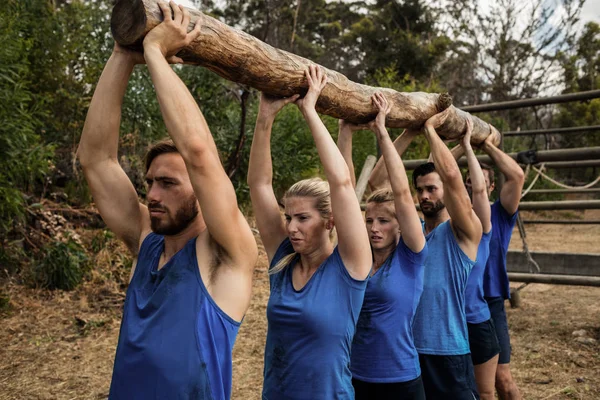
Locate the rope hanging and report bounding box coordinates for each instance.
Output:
[520,163,544,198]
[531,166,600,190]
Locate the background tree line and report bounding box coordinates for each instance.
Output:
[0,0,598,289]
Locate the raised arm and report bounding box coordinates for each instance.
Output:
[296,66,371,280]
[77,45,151,255]
[369,93,425,253]
[368,129,420,191]
[462,118,491,233]
[248,93,299,261]
[142,2,257,270]
[423,111,482,256]
[481,133,525,215]
[337,120,367,188]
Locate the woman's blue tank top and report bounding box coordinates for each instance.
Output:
[262,238,368,399]
[350,238,427,383]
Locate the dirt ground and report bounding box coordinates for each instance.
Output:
[1,210,599,400]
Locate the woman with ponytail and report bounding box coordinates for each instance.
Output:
[247,65,372,399]
[338,93,427,399]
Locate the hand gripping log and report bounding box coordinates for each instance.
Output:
[111,0,500,145]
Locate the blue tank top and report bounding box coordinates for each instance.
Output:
[413,220,476,355]
[109,233,240,400]
[465,231,492,324]
[351,238,427,383]
[484,201,518,299]
[263,238,368,400]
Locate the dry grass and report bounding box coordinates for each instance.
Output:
[1,211,599,400]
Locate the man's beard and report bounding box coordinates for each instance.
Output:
[420,200,446,218]
[150,196,199,236]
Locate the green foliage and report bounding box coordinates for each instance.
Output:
[0,292,10,314]
[33,236,89,291]
[556,22,600,151]
[0,0,594,258]
[0,1,53,233]
[90,229,115,253]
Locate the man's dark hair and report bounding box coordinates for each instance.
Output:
[480,163,495,186]
[412,162,436,188]
[145,139,179,173]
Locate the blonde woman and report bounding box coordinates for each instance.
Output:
[338,93,427,399]
[247,65,371,399]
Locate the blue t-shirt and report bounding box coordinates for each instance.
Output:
[413,220,476,355]
[263,239,368,400]
[351,238,427,383]
[465,231,492,324]
[109,233,240,400]
[484,200,518,299]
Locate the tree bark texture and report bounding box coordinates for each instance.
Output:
[111,0,500,145]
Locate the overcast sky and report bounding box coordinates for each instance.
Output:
[176,0,599,27]
[578,0,600,25]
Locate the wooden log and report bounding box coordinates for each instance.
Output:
[509,289,521,308]
[110,0,500,145]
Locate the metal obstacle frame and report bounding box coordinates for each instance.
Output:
[354,89,600,286]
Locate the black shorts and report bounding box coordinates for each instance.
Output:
[419,353,479,400]
[353,375,425,400]
[468,319,501,365]
[485,296,512,364]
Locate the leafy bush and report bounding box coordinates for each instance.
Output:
[33,236,89,291]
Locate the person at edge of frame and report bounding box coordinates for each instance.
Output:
[476,131,525,400]
[451,119,501,400]
[77,2,258,399]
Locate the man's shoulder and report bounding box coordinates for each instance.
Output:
[491,199,518,224]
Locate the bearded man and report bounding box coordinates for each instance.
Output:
[77,2,258,399]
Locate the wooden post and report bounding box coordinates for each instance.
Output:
[355,155,377,202]
[508,273,600,287]
[110,0,500,145]
[509,289,521,308]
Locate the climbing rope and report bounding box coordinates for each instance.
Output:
[516,213,541,274]
[520,163,544,198]
[531,165,600,190]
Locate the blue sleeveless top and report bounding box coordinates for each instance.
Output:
[351,238,427,383]
[262,238,368,400]
[109,233,241,400]
[484,200,518,299]
[465,231,492,324]
[413,220,476,355]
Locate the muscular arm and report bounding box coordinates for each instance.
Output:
[370,93,425,253]
[143,4,257,309]
[298,67,371,280]
[481,136,525,215]
[248,94,298,261]
[424,112,482,258]
[77,48,149,255]
[462,120,491,233]
[368,129,419,191]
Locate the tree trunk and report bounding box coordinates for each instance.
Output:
[111,0,500,145]
[226,88,250,179]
